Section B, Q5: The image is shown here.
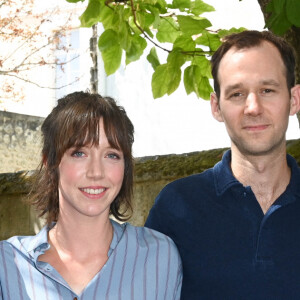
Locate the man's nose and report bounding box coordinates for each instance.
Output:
[244,92,263,116]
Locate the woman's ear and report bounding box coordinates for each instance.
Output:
[290,85,300,116]
[42,155,47,166]
[210,92,224,122]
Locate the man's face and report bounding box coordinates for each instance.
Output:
[211,41,296,157]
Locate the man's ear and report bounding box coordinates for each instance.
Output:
[290,85,300,116]
[210,92,223,122]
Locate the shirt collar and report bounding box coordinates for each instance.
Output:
[27,224,51,260]
[277,154,300,206]
[7,224,50,262]
[213,150,240,196]
[213,150,300,202]
[13,219,128,261]
[109,219,127,256]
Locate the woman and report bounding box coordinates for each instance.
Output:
[0,92,182,299]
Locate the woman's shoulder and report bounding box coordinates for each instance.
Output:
[0,235,32,266]
[0,225,49,258]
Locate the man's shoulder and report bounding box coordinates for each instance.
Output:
[161,166,215,195]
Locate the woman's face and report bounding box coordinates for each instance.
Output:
[57,119,125,221]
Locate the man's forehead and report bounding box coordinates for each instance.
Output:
[221,41,281,63]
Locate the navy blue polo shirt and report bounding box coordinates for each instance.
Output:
[145,150,300,300]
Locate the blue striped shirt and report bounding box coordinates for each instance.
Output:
[0,220,182,300]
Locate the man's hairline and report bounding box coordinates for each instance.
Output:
[214,41,290,103]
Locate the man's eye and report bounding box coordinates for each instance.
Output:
[263,89,273,94]
[230,92,243,98]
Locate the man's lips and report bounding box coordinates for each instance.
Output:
[243,124,269,131]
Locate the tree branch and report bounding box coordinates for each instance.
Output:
[128,0,171,53]
[4,73,81,90]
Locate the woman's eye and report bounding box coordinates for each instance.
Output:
[107,153,121,159]
[72,151,85,157]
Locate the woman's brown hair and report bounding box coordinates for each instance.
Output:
[29,91,134,224]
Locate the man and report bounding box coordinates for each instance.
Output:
[145,30,300,299]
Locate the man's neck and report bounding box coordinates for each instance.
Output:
[231,148,291,214]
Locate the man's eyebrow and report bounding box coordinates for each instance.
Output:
[224,83,244,95]
[260,79,280,86]
[224,80,281,95]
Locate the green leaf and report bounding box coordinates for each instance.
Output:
[125,35,147,64]
[79,0,102,27]
[98,29,119,51]
[266,0,285,14]
[120,25,133,53]
[174,35,195,52]
[128,16,142,35]
[218,27,246,38]
[99,3,119,30]
[167,49,186,69]
[98,29,122,75]
[143,0,157,4]
[137,11,155,29]
[192,56,212,78]
[155,0,168,13]
[265,9,291,36]
[152,63,181,98]
[184,65,213,99]
[177,15,211,35]
[265,0,275,13]
[152,64,169,98]
[171,0,191,11]
[286,0,300,26]
[157,17,180,43]
[195,32,221,51]
[144,5,161,29]
[101,45,122,75]
[191,0,215,15]
[147,47,160,70]
[184,65,197,95]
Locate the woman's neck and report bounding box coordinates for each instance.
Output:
[49,215,113,258]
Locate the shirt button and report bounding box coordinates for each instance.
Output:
[73,297,78,300]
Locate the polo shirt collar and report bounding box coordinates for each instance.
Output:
[276,154,300,206]
[213,150,240,196]
[213,150,300,205]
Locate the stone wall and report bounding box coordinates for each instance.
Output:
[0,111,44,173]
[0,148,229,240]
[0,110,299,241]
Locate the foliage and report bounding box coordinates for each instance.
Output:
[264,0,300,35]
[0,0,78,103]
[66,0,244,99]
